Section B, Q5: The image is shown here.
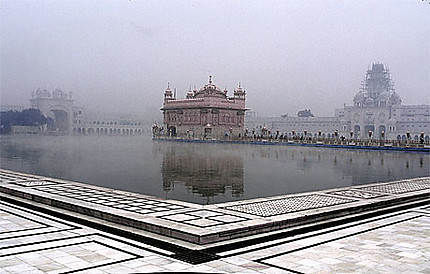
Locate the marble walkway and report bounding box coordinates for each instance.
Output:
[0,200,429,273]
[0,169,429,273]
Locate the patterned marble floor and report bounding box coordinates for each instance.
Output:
[1,169,429,248]
[0,168,429,273]
[0,200,429,273]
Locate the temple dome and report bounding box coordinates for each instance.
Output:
[194,76,227,98]
[198,83,222,93]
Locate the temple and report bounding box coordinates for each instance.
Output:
[345,63,403,138]
[160,76,246,139]
[352,63,401,108]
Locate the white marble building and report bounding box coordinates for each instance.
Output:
[246,63,430,141]
[30,88,82,133]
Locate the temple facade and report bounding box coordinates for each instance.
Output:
[341,63,403,139]
[160,76,246,139]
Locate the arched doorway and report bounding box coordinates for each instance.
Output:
[364,125,375,138]
[378,125,386,139]
[50,109,69,132]
[168,126,177,137]
[353,125,360,139]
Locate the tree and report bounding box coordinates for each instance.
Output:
[17,109,47,126]
[0,109,48,134]
[297,109,314,117]
[0,111,19,134]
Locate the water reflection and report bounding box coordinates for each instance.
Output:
[0,136,71,178]
[1,138,45,163]
[242,146,428,197]
[160,143,244,204]
[157,141,429,202]
[0,135,429,204]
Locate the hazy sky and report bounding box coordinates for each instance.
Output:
[1,0,429,120]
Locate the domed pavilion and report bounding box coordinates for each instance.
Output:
[160,76,246,139]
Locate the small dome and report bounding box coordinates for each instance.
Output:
[235,82,244,93]
[223,87,228,95]
[186,87,194,99]
[164,83,173,98]
[390,92,402,105]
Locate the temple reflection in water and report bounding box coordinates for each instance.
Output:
[160,143,244,203]
[157,140,428,204]
[1,136,428,205]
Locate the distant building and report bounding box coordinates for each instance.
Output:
[73,119,144,135]
[339,63,402,139]
[161,76,246,138]
[246,63,430,141]
[30,88,82,133]
[73,111,146,135]
[29,88,145,135]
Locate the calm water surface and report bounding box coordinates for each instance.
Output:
[1,135,429,204]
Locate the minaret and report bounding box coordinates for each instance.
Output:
[164,83,174,101]
[186,86,194,99]
[233,82,246,99]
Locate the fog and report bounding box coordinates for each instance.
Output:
[1,0,429,120]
